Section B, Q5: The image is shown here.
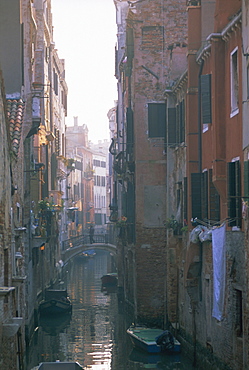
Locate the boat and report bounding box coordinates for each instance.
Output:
[101,272,118,286]
[33,361,83,369]
[78,249,96,260]
[39,289,72,316]
[39,313,72,335]
[127,325,181,354]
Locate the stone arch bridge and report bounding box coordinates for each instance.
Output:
[61,234,117,265]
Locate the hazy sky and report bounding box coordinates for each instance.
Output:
[51,0,117,143]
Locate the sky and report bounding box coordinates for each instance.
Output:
[51,0,117,143]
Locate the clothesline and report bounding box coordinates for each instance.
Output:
[191,217,237,228]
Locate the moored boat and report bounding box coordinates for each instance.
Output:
[39,289,72,316]
[127,325,181,354]
[32,361,83,369]
[101,272,118,286]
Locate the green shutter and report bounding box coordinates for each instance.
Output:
[191,173,202,220]
[51,153,57,190]
[127,181,135,243]
[180,100,185,143]
[183,177,188,222]
[228,162,236,225]
[126,107,134,157]
[201,74,212,124]
[244,161,249,198]
[167,107,176,146]
[235,161,242,227]
[148,103,166,138]
[176,104,180,144]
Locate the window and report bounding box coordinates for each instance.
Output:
[179,100,185,143]
[93,159,101,167]
[191,170,220,222]
[201,74,212,129]
[55,129,60,156]
[191,173,202,220]
[247,62,249,100]
[244,160,249,198]
[53,68,58,96]
[183,177,188,222]
[148,103,166,138]
[167,107,177,146]
[101,176,105,187]
[228,160,241,227]
[209,169,220,221]
[230,48,239,116]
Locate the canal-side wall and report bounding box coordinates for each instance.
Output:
[178,231,245,370]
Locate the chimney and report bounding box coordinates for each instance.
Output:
[74,116,78,128]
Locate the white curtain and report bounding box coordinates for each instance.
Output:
[212,224,226,321]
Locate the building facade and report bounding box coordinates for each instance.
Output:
[113,0,249,368]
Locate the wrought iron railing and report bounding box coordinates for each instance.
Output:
[61,232,115,252]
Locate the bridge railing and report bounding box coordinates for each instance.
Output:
[61,232,115,252]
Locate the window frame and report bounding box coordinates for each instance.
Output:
[230,47,239,117]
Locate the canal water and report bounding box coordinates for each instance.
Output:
[26,250,195,369]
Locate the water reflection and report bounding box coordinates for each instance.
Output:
[26,250,195,370]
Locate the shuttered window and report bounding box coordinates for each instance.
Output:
[51,153,57,190]
[126,107,134,158]
[202,171,208,220]
[148,103,166,138]
[127,181,135,243]
[191,173,202,220]
[228,161,241,227]
[183,177,188,222]
[191,170,220,224]
[180,100,185,143]
[167,107,176,146]
[209,169,220,221]
[172,101,185,145]
[201,74,212,124]
[244,161,249,198]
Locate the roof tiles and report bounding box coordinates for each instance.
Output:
[6,99,25,155]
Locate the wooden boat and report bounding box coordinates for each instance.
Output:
[101,272,118,286]
[39,289,72,316]
[39,313,72,335]
[34,361,83,369]
[127,325,181,354]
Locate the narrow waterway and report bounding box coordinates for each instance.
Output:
[26,250,195,369]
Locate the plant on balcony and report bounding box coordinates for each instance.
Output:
[115,216,128,243]
[38,198,52,211]
[164,215,179,231]
[116,216,127,228]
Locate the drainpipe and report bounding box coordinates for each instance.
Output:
[198,59,204,302]
[198,59,204,173]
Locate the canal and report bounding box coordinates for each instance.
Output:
[26,250,195,369]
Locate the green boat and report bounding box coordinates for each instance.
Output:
[127,325,181,354]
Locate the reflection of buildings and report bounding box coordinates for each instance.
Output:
[65,253,116,368]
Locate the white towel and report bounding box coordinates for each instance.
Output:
[212,224,226,321]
